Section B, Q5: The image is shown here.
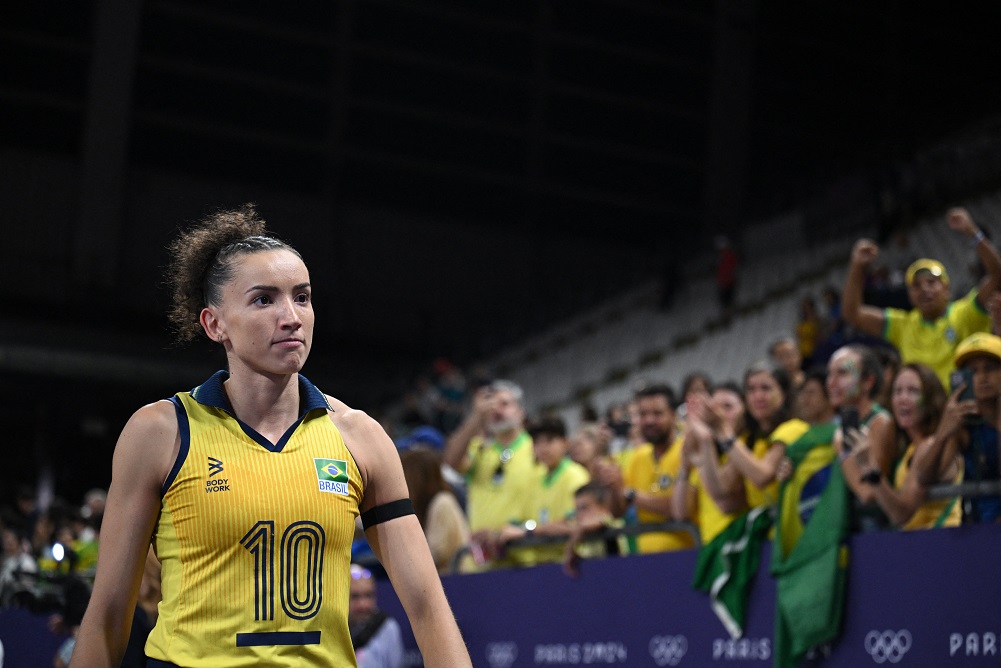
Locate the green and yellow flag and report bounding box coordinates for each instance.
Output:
[770,422,848,668]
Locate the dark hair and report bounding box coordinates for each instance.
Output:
[712,380,743,398]
[873,345,901,377]
[743,361,792,443]
[580,404,599,423]
[399,448,452,528]
[635,383,677,409]
[527,415,567,440]
[768,336,797,357]
[166,204,300,343]
[894,363,946,438]
[574,480,610,506]
[801,366,829,398]
[842,344,884,399]
[682,372,713,397]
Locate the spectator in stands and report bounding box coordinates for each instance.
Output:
[795,367,836,428]
[841,206,1001,387]
[775,367,837,489]
[717,363,808,510]
[913,333,1001,524]
[820,285,843,341]
[568,423,612,477]
[673,381,747,544]
[598,384,695,553]
[398,425,466,511]
[827,344,896,531]
[444,380,539,566]
[349,564,404,668]
[0,526,37,608]
[562,481,632,577]
[715,235,739,322]
[400,447,470,574]
[78,489,105,539]
[51,576,91,668]
[498,416,590,565]
[434,359,467,434]
[872,345,902,411]
[796,297,822,368]
[604,401,641,463]
[848,364,961,529]
[12,484,40,544]
[678,372,713,423]
[768,337,806,392]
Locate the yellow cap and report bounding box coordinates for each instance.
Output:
[905,259,949,286]
[954,332,1001,366]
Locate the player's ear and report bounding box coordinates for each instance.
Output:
[200,307,225,344]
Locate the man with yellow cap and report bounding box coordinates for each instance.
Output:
[912,332,1001,523]
[841,207,1001,387]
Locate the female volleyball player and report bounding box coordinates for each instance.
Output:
[71,205,471,667]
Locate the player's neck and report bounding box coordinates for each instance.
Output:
[223,366,301,430]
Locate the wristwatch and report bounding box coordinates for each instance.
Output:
[715,436,736,454]
[624,488,637,506]
[860,469,882,486]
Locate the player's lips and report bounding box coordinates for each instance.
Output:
[273,338,305,347]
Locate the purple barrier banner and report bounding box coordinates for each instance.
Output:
[0,607,68,668]
[379,523,1001,667]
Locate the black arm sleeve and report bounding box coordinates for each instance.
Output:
[360,498,416,530]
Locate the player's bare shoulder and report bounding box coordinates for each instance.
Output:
[324,395,396,467]
[322,394,380,436]
[114,399,182,485]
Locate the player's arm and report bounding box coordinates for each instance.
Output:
[842,238,886,336]
[336,405,471,668]
[70,401,179,668]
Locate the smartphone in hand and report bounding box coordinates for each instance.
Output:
[839,406,860,452]
[950,368,975,403]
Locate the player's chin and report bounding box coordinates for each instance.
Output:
[274,350,310,373]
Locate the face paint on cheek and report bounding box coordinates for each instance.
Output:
[842,360,862,400]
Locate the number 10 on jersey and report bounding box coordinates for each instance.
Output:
[240,520,326,621]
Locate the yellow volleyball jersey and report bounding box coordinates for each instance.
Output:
[146,371,363,668]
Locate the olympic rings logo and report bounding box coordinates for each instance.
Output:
[485,641,518,668]
[864,630,912,664]
[649,635,688,666]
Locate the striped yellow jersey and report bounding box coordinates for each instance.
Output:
[146,371,364,667]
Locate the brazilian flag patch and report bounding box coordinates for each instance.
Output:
[314,458,350,495]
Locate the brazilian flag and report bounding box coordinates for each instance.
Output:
[692,504,773,639]
[770,421,848,668]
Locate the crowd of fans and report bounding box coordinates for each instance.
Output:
[370,206,999,576]
[3,206,1001,665]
